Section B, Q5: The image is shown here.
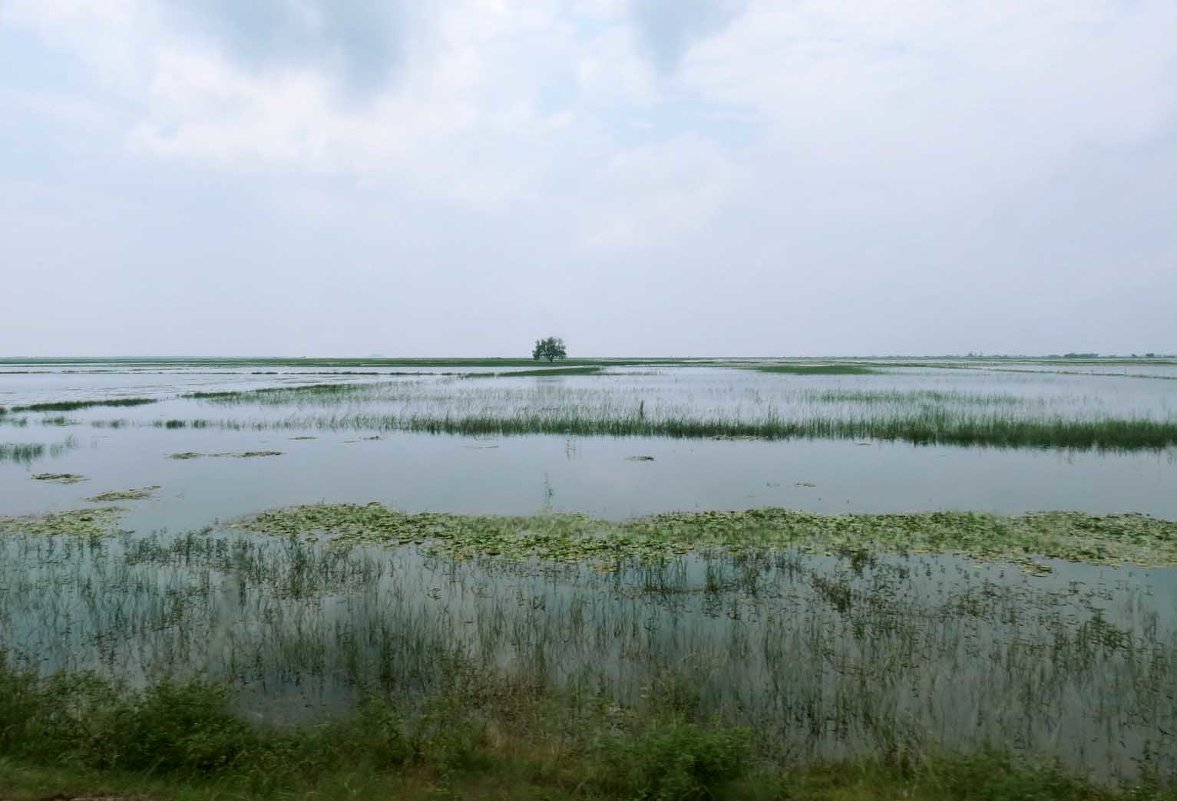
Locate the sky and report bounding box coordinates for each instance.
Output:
[1,0,1175,357]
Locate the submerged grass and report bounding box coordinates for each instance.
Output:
[234,503,1177,567]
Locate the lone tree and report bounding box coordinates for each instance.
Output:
[532,336,567,362]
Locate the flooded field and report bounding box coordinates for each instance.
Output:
[2,357,1176,786]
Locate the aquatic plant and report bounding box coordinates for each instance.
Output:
[11,398,157,413]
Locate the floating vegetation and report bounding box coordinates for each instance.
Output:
[167,450,283,460]
[10,397,157,413]
[31,473,87,484]
[84,485,161,502]
[234,503,1177,567]
[0,506,124,537]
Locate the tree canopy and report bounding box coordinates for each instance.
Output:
[532,337,567,362]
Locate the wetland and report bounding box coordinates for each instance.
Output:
[2,356,1176,799]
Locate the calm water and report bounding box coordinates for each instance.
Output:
[2,359,1176,522]
[2,358,1176,781]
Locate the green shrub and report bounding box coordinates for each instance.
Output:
[593,720,753,801]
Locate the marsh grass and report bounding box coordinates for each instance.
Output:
[0,443,46,464]
[153,409,1177,450]
[10,397,157,413]
[0,437,76,464]
[1,520,1175,789]
[3,660,1158,801]
[464,366,606,378]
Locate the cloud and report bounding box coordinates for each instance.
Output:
[628,0,745,74]
[1,0,1175,355]
[158,0,409,94]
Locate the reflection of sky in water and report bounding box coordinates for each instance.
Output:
[1,362,1175,521]
[3,362,1177,782]
[2,532,1173,782]
[1,427,1176,524]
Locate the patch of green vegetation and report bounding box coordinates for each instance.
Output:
[812,389,1024,406]
[755,364,879,375]
[190,410,1177,451]
[0,658,1170,801]
[234,503,1177,567]
[0,506,125,538]
[0,444,44,463]
[10,398,157,413]
[31,472,86,484]
[465,366,605,378]
[168,451,283,460]
[84,486,161,503]
[185,382,392,402]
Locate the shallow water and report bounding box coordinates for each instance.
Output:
[3,358,1177,781]
[1,530,1173,780]
[2,359,1176,521]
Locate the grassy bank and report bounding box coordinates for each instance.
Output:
[0,658,1171,801]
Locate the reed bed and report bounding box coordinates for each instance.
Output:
[0,437,76,464]
[0,514,1173,785]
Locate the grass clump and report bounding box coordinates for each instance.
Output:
[466,366,606,378]
[31,472,86,484]
[591,719,752,801]
[11,397,157,413]
[234,503,1177,567]
[0,444,44,464]
[84,485,161,502]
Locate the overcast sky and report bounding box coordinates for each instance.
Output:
[1,0,1175,357]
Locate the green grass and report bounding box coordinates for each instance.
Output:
[0,437,76,464]
[155,410,1177,451]
[10,397,157,413]
[466,366,606,378]
[0,443,45,463]
[755,364,880,375]
[0,658,1170,801]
